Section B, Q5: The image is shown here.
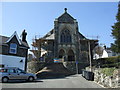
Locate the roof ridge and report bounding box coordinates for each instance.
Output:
[58,12,75,20]
[57,9,75,23]
[5,31,22,45]
[0,35,10,38]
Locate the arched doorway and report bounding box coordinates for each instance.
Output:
[59,49,65,58]
[68,49,75,61]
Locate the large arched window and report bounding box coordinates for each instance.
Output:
[60,29,71,43]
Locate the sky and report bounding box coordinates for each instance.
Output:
[1,2,119,51]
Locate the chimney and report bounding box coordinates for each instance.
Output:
[21,29,27,42]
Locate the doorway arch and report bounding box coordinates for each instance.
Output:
[59,49,65,58]
[68,49,75,61]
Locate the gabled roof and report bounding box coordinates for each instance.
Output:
[57,8,75,23]
[78,32,86,40]
[0,35,9,45]
[43,29,55,40]
[20,39,29,48]
[0,31,29,48]
[6,31,22,45]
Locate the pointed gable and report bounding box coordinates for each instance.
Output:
[78,32,86,40]
[58,8,75,23]
[6,31,22,45]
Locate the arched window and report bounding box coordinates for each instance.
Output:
[60,29,71,43]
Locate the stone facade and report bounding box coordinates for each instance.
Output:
[31,8,98,73]
[27,61,45,74]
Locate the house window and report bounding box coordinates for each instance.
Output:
[9,43,17,54]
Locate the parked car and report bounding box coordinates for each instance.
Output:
[0,67,37,83]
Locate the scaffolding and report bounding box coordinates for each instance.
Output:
[30,35,44,61]
[30,34,54,62]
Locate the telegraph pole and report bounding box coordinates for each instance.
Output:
[76,60,79,74]
[88,40,92,72]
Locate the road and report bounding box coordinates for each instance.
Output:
[1,74,102,88]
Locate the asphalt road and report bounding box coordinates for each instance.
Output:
[1,74,103,88]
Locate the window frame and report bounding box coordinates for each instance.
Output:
[9,43,17,54]
[60,29,72,43]
[7,69,16,73]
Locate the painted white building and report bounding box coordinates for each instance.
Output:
[93,45,118,59]
[93,53,100,59]
[101,49,108,58]
[0,54,25,70]
[0,30,29,71]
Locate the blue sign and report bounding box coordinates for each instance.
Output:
[76,61,78,64]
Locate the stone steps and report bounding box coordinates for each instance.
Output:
[36,63,75,78]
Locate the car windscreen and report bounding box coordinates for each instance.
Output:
[0,69,7,73]
[17,68,26,73]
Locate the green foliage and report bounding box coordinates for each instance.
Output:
[96,56,120,68]
[102,62,120,67]
[101,68,116,76]
[97,56,120,62]
[111,2,120,53]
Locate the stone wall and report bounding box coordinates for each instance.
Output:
[27,61,45,74]
[63,61,89,74]
[93,68,120,88]
[63,61,76,73]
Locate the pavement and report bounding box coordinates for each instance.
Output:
[1,74,103,88]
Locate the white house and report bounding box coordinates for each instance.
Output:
[0,30,29,71]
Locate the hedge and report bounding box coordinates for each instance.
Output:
[96,56,120,68]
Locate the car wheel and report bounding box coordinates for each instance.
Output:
[28,76,34,82]
[2,77,9,83]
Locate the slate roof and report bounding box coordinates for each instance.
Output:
[0,35,29,48]
[78,32,87,40]
[0,35,9,45]
[42,29,87,41]
[43,29,55,40]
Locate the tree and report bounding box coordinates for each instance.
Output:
[111,1,120,53]
[93,45,104,56]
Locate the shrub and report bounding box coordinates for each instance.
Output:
[101,68,116,76]
[96,56,120,68]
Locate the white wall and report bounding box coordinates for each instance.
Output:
[0,54,25,70]
[93,54,100,59]
[101,50,108,58]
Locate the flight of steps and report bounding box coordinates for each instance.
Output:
[36,63,75,78]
